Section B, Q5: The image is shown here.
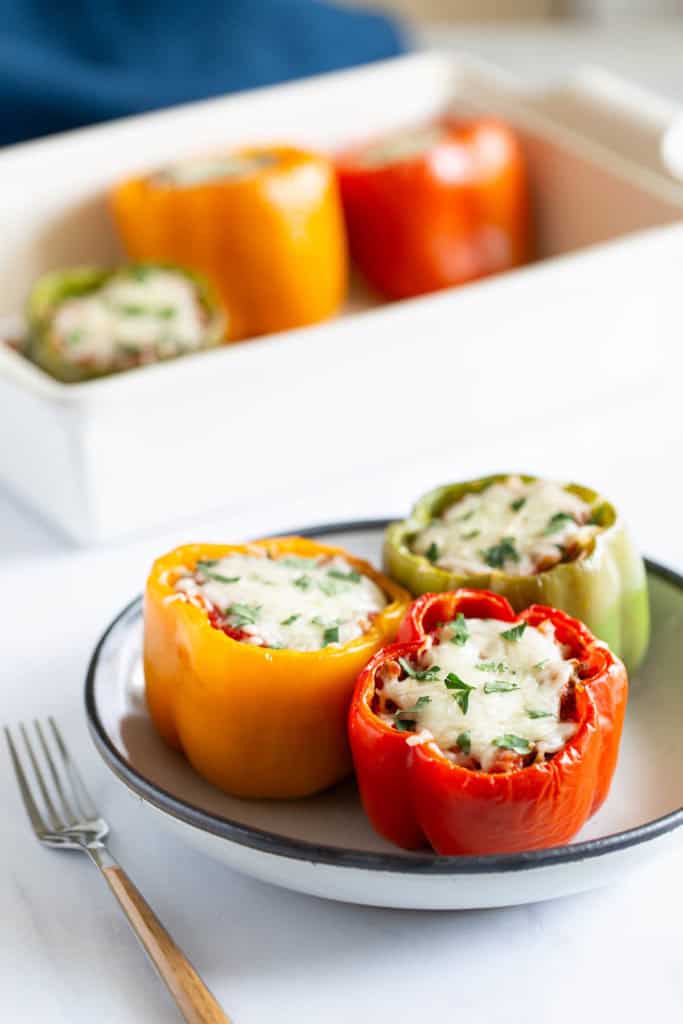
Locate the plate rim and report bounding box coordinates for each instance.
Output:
[84,516,683,875]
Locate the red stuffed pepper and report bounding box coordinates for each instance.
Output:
[336,118,531,300]
[349,589,627,855]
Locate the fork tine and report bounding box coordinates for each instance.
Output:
[20,724,63,830]
[48,717,98,821]
[34,720,77,826]
[4,726,47,835]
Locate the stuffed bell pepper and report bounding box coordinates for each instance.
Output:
[336,117,531,300]
[144,537,410,799]
[384,474,649,671]
[24,264,225,382]
[111,146,348,341]
[349,588,628,855]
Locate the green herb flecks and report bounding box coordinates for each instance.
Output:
[292,574,313,591]
[226,603,261,628]
[323,625,340,646]
[533,659,549,671]
[458,509,475,523]
[447,613,469,646]
[397,657,441,682]
[426,542,440,564]
[544,511,576,536]
[484,680,519,694]
[65,329,84,346]
[476,661,513,674]
[492,734,532,754]
[280,556,320,571]
[463,529,481,541]
[327,568,361,583]
[510,497,527,512]
[394,695,431,732]
[500,622,527,642]
[157,306,176,319]
[456,731,471,755]
[482,536,519,569]
[444,672,475,715]
[129,266,151,282]
[119,304,148,316]
[528,709,553,719]
[280,614,300,626]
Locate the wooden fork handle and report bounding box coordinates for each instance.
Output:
[99,861,231,1023]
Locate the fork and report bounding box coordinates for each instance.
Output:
[5,717,231,1024]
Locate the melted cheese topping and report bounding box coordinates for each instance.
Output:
[155,153,277,187]
[412,477,598,577]
[359,126,445,167]
[172,553,387,651]
[51,268,207,369]
[381,617,577,772]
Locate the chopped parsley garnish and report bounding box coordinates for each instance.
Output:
[510,497,527,512]
[397,657,441,682]
[447,613,469,646]
[394,717,417,733]
[157,306,176,319]
[327,568,361,583]
[318,578,343,597]
[280,614,300,626]
[65,329,84,346]
[482,536,519,569]
[500,622,527,642]
[129,266,150,282]
[544,511,575,535]
[196,560,240,584]
[533,659,549,670]
[528,709,553,719]
[462,529,480,540]
[456,731,471,755]
[280,556,320,570]
[426,542,440,564]
[476,661,513,674]
[226,603,260,628]
[492,734,532,754]
[293,574,313,591]
[323,625,340,646]
[444,672,475,714]
[394,696,431,732]
[483,680,519,694]
[458,509,475,523]
[119,304,147,316]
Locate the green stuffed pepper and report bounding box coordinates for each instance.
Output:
[384,474,649,671]
[25,264,226,383]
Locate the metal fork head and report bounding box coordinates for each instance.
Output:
[5,717,109,851]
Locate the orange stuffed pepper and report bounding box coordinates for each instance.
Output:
[111,146,348,341]
[144,537,410,799]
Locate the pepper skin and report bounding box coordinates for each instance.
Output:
[383,475,650,672]
[336,118,531,300]
[349,589,628,855]
[24,264,225,383]
[144,537,410,799]
[111,146,348,341]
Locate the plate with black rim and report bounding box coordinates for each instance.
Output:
[85,519,683,910]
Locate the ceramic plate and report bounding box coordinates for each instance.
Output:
[85,520,683,910]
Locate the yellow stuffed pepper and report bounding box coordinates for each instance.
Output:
[144,537,410,799]
[111,146,348,341]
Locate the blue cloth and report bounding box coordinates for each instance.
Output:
[0,0,407,147]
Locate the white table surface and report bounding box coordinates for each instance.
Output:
[3,21,683,1024]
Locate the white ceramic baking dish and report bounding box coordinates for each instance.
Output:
[1,52,682,544]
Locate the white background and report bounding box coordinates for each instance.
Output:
[2,23,683,1024]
